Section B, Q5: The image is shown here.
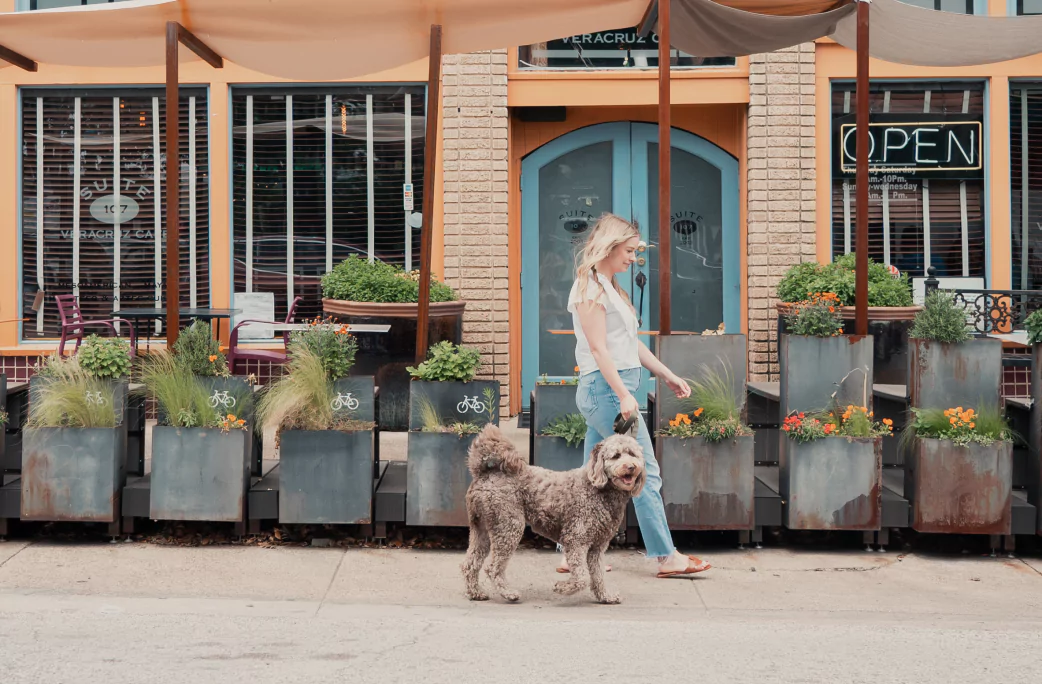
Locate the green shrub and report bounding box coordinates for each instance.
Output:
[407,341,482,382]
[78,335,132,380]
[1026,309,1042,345]
[905,405,1011,447]
[777,253,913,307]
[542,413,587,448]
[173,321,229,377]
[27,356,120,428]
[322,255,458,304]
[908,290,970,344]
[784,292,845,338]
[289,318,358,381]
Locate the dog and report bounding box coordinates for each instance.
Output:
[460,424,646,604]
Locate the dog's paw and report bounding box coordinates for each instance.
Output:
[553,580,584,596]
[467,591,490,601]
[501,591,521,603]
[597,593,621,605]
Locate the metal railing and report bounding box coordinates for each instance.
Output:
[924,266,1042,335]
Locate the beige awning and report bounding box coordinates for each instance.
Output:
[0,0,648,78]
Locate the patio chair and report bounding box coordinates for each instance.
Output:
[55,294,138,357]
[226,296,303,375]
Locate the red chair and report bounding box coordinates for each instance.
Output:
[226,296,303,375]
[55,294,138,357]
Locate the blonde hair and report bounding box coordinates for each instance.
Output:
[573,213,639,310]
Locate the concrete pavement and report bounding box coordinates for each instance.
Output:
[1,542,1041,683]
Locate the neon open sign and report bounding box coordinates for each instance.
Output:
[838,121,982,175]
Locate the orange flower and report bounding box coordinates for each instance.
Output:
[968,422,975,429]
[574,366,580,373]
[227,413,236,421]
[949,417,958,425]
[882,418,893,426]
[209,355,217,362]
[693,408,704,417]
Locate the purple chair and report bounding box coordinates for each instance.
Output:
[55,294,138,357]
[226,296,303,375]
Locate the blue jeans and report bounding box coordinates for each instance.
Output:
[575,368,675,560]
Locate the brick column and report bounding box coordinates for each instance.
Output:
[746,43,818,381]
[440,50,511,410]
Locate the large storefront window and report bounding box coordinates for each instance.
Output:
[231,86,425,323]
[519,29,734,70]
[1011,86,1042,290]
[830,82,986,279]
[20,88,211,340]
[1017,1,1042,15]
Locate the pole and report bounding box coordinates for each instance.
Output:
[165,22,181,345]
[415,25,443,364]
[854,0,870,336]
[657,0,672,336]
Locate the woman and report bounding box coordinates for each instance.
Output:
[562,213,711,578]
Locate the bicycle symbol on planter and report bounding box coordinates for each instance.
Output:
[331,392,360,412]
[457,395,485,414]
[85,391,107,406]
[209,390,236,410]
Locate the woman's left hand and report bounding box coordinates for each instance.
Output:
[664,372,691,399]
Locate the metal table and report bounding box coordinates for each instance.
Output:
[117,307,242,351]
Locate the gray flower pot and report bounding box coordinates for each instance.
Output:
[197,376,260,476]
[409,380,501,429]
[532,383,582,471]
[908,338,1002,412]
[21,426,126,522]
[906,437,1012,535]
[532,435,584,472]
[779,334,875,418]
[150,427,251,522]
[780,437,882,531]
[406,431,476,527]
[657,434,755,530]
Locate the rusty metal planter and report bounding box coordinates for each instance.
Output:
[532,383,581,471]
[907,438,1012,535]
[532,435,583,472]
[908,338,1002,412]
[1032,345,1042,535]
[406,431,475,527]
[780,437,882,531]
[21,427,126,522]
[150,427,250,522]
[658,434,755,530]
[779,335,875,418]
[653,334,748,429]
[278,430,374,525]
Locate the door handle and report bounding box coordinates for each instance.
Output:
[634,271,647,327]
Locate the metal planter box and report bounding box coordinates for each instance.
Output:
[409,380,501,428]
[658,435,755,530]
[1032,345,1042,535]
[279,430,374,524]
[907,438,1012,535]
[779,335,875,418]
[199,376,260,475]
[532,435,583,471]
[21,427,126,522]
[780,437,882,531]
[406,431,476,527]
[908,338,1002,411]
[150,427,250,522]
[653,334,747,430]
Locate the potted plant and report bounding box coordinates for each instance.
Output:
[321,255,465,430]
[258,321,377,525]
[530,367,580,471]
[903,405,1013,535]
[779,399,892,531]
[405,341,499,527]
[536,413,586,471]
[777,254,918,384]
[907,290,1001,412]
[173,320,261,475]
[21,338,132,529]
[779,292,875,418]
[139,352,252,527]
[656,362,755,530]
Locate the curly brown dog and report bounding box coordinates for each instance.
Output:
[461,424,646,604]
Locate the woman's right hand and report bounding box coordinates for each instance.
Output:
[619,392,639,420]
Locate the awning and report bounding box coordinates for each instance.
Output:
[0,0,648,79]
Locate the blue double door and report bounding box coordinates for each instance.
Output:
[520,122,740,410]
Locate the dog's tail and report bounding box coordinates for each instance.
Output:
[467,424,526,479]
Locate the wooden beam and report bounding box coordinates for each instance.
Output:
[854,0,869,336]
[0,44,37,72]
[415,25,443,364]
[176,25,224,70]
[657,0,672,336]
[165,21,181,345]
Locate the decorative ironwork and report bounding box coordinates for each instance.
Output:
[951,289,1042,335]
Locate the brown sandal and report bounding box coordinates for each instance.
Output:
[656,555,711,578]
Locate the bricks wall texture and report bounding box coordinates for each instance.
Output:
[440,51,511,410]
[747,44,818,381]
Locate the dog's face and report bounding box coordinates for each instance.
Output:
[586,434,646,495]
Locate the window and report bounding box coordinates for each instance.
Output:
[23,0,129,9]
[519,29,735,70]
[1017,0,1042,15]
[231,86,425,324]
[830,82,987,280]
[20,88,211,340]
[899,0,974,12]
[1011,86,1042,290]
